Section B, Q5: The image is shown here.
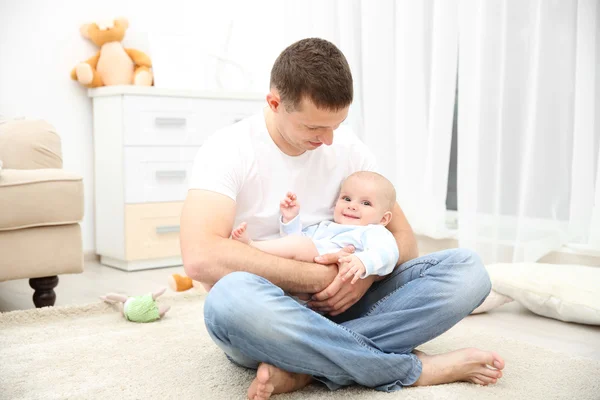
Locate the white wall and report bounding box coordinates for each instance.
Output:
[0,0,285,252]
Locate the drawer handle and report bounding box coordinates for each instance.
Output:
[156,170,187,179]
[155,117,187,126]
[156,225,180,234]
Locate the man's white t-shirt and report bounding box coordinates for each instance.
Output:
[189,110,379,241]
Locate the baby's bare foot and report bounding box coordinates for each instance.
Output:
[412,348,504,387]
[232,222,251,245]
[247,363,312,399]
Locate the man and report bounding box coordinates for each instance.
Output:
[180,38,504,400]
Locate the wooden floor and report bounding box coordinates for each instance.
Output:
[1,258,599,362]
[0,260,186,312]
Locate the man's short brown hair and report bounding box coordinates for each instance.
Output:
[270,38,353,111]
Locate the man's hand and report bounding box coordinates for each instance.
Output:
[338,255,366,284]
[280,192,300,223]
[308,274,375,316]
[309,246,374,316]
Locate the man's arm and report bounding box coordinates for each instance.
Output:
[180,190,337,293]
[387,202,419,266]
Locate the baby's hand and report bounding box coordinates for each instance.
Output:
[338,255,366,284]
[280,192,300,223]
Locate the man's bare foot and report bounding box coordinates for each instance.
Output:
[232,222,252,245]
[247,363,312,400]
[411,348,505,387]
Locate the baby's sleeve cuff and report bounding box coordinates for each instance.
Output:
[355,251,378,279]
[280,215,302,236]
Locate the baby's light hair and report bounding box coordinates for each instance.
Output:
[342,171,396,210]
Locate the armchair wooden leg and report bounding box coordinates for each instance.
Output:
[29,276,59,308]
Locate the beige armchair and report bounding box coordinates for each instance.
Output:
[0,119,84,307]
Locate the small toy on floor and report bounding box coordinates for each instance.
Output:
[168,273,206,292]
[100,288,170,323]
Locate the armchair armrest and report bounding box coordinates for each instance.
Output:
[0,119,62,170]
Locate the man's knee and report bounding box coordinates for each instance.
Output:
[204,271,262,323]
[445,248,492,311]
[209,271,263,294]
[204,271,285,339]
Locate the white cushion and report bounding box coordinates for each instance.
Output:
[471,289,514,314]
[473,262,600,325]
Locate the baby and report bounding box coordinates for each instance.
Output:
[232,171,399,284]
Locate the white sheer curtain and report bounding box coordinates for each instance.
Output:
[359,0,459,239]
[457,0,600,263]
[225,0,599,262]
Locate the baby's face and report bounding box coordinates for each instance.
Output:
[333,177,390,226]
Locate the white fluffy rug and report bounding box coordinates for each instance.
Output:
[1,291,599,400]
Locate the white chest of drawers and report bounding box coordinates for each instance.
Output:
[89,86,264,271]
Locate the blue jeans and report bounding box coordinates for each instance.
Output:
[203,248,491,392]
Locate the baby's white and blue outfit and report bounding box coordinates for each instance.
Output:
[280,216,399,279]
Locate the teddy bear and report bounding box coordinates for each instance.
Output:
[71,17,153,88]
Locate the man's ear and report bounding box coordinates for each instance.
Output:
[380,211,393,226]
[266,90,281,113]
[80,23,93,39]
